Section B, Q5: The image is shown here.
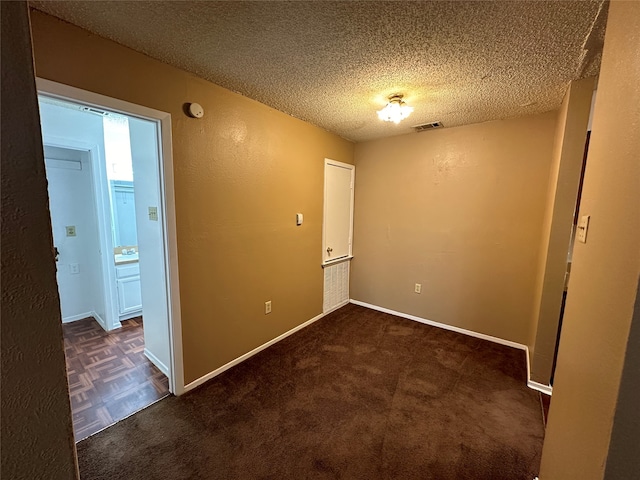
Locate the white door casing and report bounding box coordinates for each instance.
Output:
[37,78,184,395]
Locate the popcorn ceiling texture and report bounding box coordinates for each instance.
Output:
[31,1,607,142]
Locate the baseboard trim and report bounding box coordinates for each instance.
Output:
[183,311,327,393]
[349,299,553,396]
[144,348,170,377]
[527,379,553,395]
[62,311,94,323]
[92,311,108,331]
[349,300,527,350]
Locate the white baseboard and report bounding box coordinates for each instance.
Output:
[144,348,170,377]
[527,379,553,395]
[349,299,553,396]
[350,300,527,350]
[62,311,94,323]
[183,311,327,393]
[523,346,553,395]
[92,311,108,331]
[119,310,142,322]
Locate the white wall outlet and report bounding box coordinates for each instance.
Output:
[69,263,80,275]
[577,215,590,243]
[65,225,76,237]
[265,300,272,314]
[414,283,422,294]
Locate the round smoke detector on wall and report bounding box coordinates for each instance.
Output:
[187,103,204,119]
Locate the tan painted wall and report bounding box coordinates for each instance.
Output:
[1,3,78,478]
[29,10,354,384]
[351,113,556,345]
[539,1,640,478]
[604,280,640,479]
[529,77,594,385]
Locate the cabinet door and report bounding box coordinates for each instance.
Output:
[117,276,142,315]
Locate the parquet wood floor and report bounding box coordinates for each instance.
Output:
[62,316,169,441]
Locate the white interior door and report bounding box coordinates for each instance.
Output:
[129,117,171,379]
[323,160,354,264]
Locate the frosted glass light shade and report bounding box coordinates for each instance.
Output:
[377,95,414,124]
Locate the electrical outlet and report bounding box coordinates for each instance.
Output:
[69,263,80,275]
[414,283,422,294]
[265,300,272,314]
[65,225,76,237]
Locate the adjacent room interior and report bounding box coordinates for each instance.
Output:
[3,1,639,479]
[39,96,172,440]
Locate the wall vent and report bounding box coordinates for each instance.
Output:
[412,122,443,132]
[323,261,349,313]
[81,106,110,116]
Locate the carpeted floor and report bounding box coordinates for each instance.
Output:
[77,304,544,479]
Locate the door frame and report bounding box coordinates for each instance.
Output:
[42,138,114,332]
[37,78,185,395]
[322,158,355,266]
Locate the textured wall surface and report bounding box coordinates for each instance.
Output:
[350,112,556,345]
[0,3,78,479]
[529,77,594,385]
[29,10,354,385]
[539,1,640,478]
[30,1,607,142]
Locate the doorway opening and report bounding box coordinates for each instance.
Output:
[37,80,183,441]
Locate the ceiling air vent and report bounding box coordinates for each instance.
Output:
[412,122,443,132]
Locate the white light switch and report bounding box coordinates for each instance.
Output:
[296,213,303,226]
[148,206,158,221]
[577,215,590,244]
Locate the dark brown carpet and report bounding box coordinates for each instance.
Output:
[77,304,544,479]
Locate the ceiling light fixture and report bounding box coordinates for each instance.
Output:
[377,94,414,124]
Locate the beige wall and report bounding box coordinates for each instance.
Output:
[29,10,354,384]
[539,1,640,478]
[529,77,594,385]
[1,3,78,478]
[351,113,556,345]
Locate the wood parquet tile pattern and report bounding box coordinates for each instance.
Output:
[63,316,169,441]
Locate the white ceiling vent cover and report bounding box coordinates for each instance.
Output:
[413,122,443,132]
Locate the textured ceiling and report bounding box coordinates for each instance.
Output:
[31,1,608,142]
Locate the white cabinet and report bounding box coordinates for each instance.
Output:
[116,263,142,317]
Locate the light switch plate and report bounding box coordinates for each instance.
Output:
[65,225,76,237]
[577,215,590,244]
[148,206,158,221]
